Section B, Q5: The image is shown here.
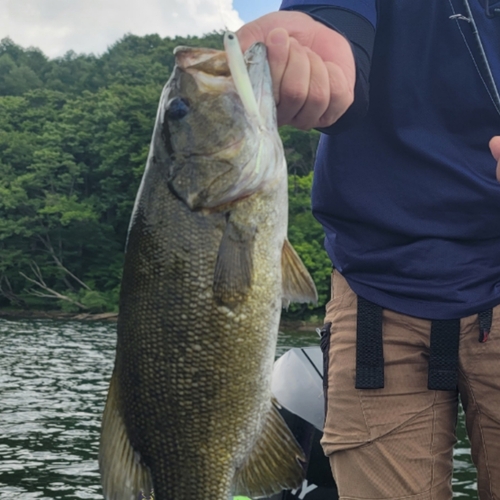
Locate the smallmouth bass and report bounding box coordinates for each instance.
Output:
[99,34,317,500]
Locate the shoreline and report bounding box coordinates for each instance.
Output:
[0,309,321,330]
[0,309,119,322]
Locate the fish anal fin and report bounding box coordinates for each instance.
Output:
[281,239,318,308]
[99,372,153,500]
[213,220,256,305]
[233,399,306,498]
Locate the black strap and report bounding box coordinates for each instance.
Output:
[355,298,493,392]
[356,297,384,389]
[428,319,460,391]
[478,309,493,343]
[319,322,332,418]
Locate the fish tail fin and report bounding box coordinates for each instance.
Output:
[281,238,318,308]
[233,399,305,498]
[99,372,153,500]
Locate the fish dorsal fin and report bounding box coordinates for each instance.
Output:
[281,239,318,308]
[233,399,305,498]
[213,220,256,305]
[99,372,153,500]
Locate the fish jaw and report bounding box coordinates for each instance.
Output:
[158,42,284,210]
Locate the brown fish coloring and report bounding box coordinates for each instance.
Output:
[99,35,317,500]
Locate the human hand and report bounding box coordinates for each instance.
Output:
[490,136,500,181]
[236,11,355,130]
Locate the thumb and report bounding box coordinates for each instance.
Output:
[236,20,266,53]
[490,136,500,161]
[489,136,500,181]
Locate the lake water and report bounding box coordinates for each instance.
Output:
[0,319,477,499]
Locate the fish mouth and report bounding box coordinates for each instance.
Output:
[174,47,230,76]
[173,47,233,96]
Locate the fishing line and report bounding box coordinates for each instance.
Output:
[449,0,500,117]
[461,0,500,115]
[216,0,230,32]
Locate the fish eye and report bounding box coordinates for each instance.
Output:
[166,97,190,120]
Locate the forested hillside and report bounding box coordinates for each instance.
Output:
[0,33,329,317]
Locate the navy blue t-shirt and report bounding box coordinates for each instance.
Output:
[281,0,500,319]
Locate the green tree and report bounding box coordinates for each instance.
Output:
[0,32,330,318]
[0,38,49,96]
[287,172,331,316]
[280,126,320,175]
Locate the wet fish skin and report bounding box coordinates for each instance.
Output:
[99,40,317,500]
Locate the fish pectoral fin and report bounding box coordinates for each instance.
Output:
[281,238,318,308]
[213,219,256,304]
[233,399,306,498]
[99,372,153,500]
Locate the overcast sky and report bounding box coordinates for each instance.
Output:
[1,0,282,59]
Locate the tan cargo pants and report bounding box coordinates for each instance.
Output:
[321,271,500,500]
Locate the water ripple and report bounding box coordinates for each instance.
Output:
[0,319,476,498]
[0,319,114,499]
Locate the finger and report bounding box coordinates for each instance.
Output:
[276,37,311,126]
[287,48,330,130]
[265,28,290,105]
[236,21,265,53]
[490,136,500,182]
[236,11,309,52]
[490,136,500,161]
[315,61,355,128]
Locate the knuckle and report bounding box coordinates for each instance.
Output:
[289,117,313,131]
[268,45,289,68]
[308,82,330,110]
[282,82,308,106]
[329,74,350,102]
[327,80,354,119]
[317,113,339,128]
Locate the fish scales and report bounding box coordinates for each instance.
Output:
[99,38,317,500]
[119,189,283,498]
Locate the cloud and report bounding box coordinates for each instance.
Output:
[1,0,244,58]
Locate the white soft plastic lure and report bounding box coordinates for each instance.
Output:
[223,31,265,130]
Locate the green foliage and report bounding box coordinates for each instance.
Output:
[280,125,320,175]
[286,172,331,317]
[79,289,116,313]
[0,85,149,310]
[0,33,329,318]
[0,32,224,98]
[0,39,49,96]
